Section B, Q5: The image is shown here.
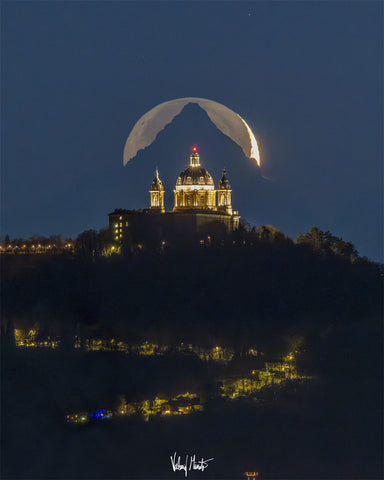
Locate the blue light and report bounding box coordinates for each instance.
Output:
[91,409,106,418]
[91,409,111,420]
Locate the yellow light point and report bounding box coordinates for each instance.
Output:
[238,115,261,167]
[14,329,25,345]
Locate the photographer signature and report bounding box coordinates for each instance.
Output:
[170,452,214,477]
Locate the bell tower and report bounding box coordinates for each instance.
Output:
[149,168,165,213]
[217,169,232,215]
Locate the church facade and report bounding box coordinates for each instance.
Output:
[109,147,240,248]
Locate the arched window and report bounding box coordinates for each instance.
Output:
[187,196,192,206]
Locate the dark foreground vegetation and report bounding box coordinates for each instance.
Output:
[1,225,382,349]
[1,331,382,479]
[1,225,383,479]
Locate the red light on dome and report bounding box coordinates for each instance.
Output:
[192,146,197,152]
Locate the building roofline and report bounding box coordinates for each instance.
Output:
[109,208,239,218]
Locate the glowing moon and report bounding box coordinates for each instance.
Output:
[123,97,261,167]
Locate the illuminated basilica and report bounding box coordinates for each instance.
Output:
[150,146,234,215]
[109,146,240,247]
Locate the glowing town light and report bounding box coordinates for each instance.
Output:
[238,115,260,167]
[245,472,258,480]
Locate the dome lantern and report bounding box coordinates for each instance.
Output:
[190,146,200,167]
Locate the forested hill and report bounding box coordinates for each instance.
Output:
[1,226,382,355]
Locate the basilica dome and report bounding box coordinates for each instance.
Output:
[176,165,214,187]
[175,147,215,188]
[173,147,216,211]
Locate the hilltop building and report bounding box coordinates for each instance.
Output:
[109,146,240,248]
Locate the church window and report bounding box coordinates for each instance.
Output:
[199,177,204,183]
[187,196,191,206]
[187,176,192,184]
[199,196,204,206]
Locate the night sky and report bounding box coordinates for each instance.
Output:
[2,1,382,260]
